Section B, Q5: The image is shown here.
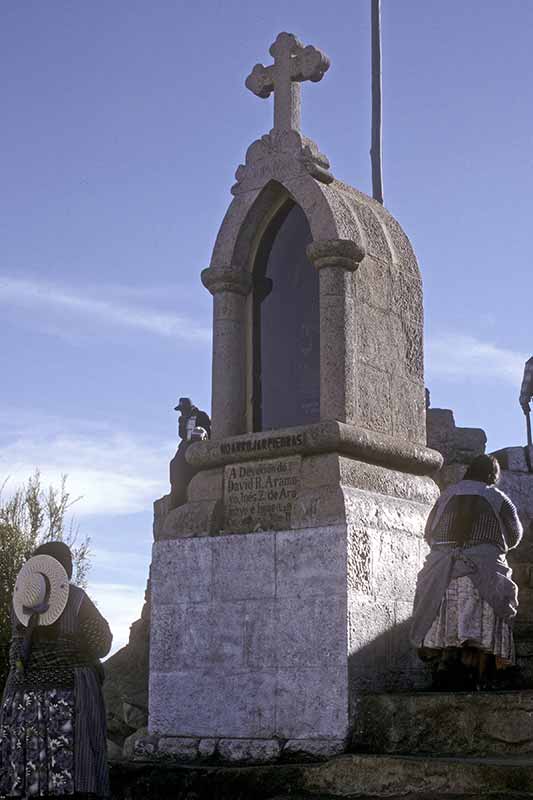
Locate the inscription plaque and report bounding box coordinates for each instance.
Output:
[224,456,301,533]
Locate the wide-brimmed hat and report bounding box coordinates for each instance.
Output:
[174,397,191,412]
[13,554,70,628]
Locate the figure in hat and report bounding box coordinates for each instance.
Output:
[174,397,211,442]
[169,398,211,510]
[0,541,112,798]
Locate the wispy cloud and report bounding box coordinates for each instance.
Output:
[0,276,211,343]
[0,415,172,516]
[426,333,526,385]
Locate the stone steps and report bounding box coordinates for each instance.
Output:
[110,753,533,798]
[352,690,533,757]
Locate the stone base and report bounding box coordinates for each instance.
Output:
[149,454,438,745]
[121,731,344,764]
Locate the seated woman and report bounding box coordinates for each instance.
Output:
[0,541,112,798]
[411,454,523,690]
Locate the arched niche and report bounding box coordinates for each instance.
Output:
[251,200,320,431]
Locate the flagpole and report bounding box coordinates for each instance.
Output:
[371,0,384,204]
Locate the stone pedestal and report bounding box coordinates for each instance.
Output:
[149,427,440,756]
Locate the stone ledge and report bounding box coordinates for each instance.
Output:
[352,690,533,757]
[187,420,442,476]
[109,752,533,799]
[118,733,346,765]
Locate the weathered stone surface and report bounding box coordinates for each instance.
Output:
[276,666,349,738]
[212,532,275,600]
[149,669,277,738]
[223,456,301,533]
[158,737,199,760]
[151,538,212,606]
[160,499,223,539]
[276,526,345,598]
[217,738,280,764]
[197,738,217,759]
[187,467,224,502]
[123,728,158,760]
[427,407,486,468]
[352,691,533,756]
[283,738,345,759]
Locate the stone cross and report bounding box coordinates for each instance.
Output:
[245,32,330,133]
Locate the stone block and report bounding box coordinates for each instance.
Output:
[355,253,391,309]
[276,667,349,739]
[291,486,347,529]
[339,458,439,504]
[391,377,425,446]
[158,737,199,760]
[197,738,217,759]
[161,500,222,539]
[223,457,301,533]
[283,738,345,759]
[352,691,533,757]
[149,669,277,738]
[151,539,212,606]
[187,468,224,501]
[276,595,347,668]
[217,738,280,764]
[357,363,393,435]
[368,528,422,602]
[300,453,341,489]
[356,303,398,373]
[244,600,277,669]
[212,532,275,601]
[344,489,428,537]
[151,601,245,672]
[123,727,158,760]
[276,526,346,598]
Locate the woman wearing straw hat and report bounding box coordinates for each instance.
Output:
[0,542,112,798]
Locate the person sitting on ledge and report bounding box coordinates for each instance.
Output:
[410,454,523,691]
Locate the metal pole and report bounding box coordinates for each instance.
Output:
[371,0,384,204]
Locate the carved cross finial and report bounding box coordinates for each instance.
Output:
[245,32,330,133]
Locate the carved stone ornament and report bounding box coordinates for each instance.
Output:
[233,32,334,195]
[232,129,333,195]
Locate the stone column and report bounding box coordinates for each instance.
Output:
[201,267,253,440]
[307,240,365,424]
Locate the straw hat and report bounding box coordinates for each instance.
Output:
[13,555,70,627]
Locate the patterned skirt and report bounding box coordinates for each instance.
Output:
[420,575,515,666]
[0,669,109,798]
[0,688,74,797]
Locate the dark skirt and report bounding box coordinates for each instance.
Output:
[0,668,109,798]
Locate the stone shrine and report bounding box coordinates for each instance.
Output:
[148,32,442,761]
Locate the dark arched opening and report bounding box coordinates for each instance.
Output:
[252,202,320,431]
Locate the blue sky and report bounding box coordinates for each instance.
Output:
[2,1,532,651]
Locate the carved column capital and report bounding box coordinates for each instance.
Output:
[307,239,365,271]
[201,267,253,297]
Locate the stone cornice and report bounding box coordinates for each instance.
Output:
[186,419,443,476]
[201,267,253,296]
[307,239,366,271]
